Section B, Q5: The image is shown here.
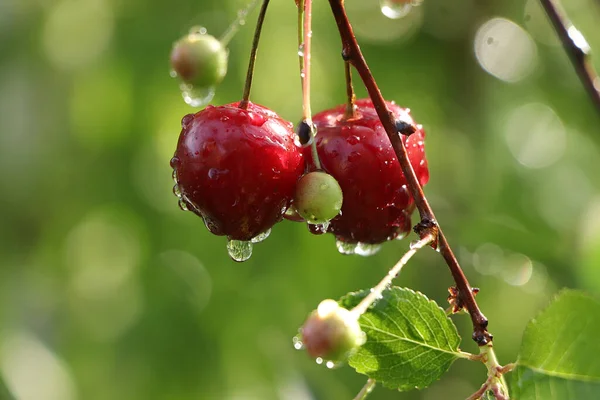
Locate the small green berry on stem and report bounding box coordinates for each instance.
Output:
[170,29,228,88]
[294,171,343,224]
[301,299,365,362]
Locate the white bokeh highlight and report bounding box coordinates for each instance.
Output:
[1,331,77,400]
[504,103,566,169]
[475,17,537,82]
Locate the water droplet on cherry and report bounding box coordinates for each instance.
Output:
[178,199,189,211]
[226,239,253,262]
[250,228,271,244]
[292,335,304,350]
[355,242,382,256]
[336,240,358,255]
[379,0,416,19]
[308,221,330,235]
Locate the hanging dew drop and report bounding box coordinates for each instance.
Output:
[307,221,330,235]
[292,335,304,350]
[180,83,216,108]
[355,242,382,256]
[250,228,271,244]
[315,357,324,365]
[325,361,338,369]
[178,199,188,211]
[173,184,182,198]
[298,43,305,57]
[172,169,178,183]
[395,230,408,240]
[336,239,358,255]
[379,0,413,19]
[226,239,253,262]
[169,69,178,78]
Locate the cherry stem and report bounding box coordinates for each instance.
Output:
[539,0,600,115]
[327,0,491,345]
[301,0,313,122]
[353,378,376,400]
[239,0,270,110]
[297,0,321,170]
[344,60,357,119]
[350,234,434,318]
[219,0,260,47]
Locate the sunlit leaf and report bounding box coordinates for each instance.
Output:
[511,289,600,399]
[339,287,462,390]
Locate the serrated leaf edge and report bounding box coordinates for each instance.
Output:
[341,286,462,391]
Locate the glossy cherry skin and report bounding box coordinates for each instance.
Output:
[171,102,305,241]
[312,98,429,244]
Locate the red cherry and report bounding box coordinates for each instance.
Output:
[312,98,429,246]
[171,102,305,242]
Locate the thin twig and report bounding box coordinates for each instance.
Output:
[353,378,376,400]
[326,0,491,345]
[239,0,270,110]
[539,0,600,114]
[351,235,434,317]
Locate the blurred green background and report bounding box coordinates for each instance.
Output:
[1,0,600,399]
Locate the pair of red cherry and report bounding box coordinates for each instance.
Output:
[170,98,429,258]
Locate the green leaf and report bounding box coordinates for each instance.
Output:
[339,287,462,391]
[511,289,600,399]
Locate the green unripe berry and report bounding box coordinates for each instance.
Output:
[170,31,228,88]
[294,171,343,224]
[301,299,365,362]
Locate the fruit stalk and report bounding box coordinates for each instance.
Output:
[298,0,322,169]
[350,234,434,318]
[327,0,491,345]
[353,378,376,400]
[219,0,260,47]
[539,0,600,115]
[239,0,270,110]
[343,60,357,119]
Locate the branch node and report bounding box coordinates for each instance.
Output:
[395,120,417,136]
[341,48,352,61]
[413,218,439,248]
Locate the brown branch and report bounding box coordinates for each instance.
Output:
[539,0,600,114]
[327,0,491,345]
